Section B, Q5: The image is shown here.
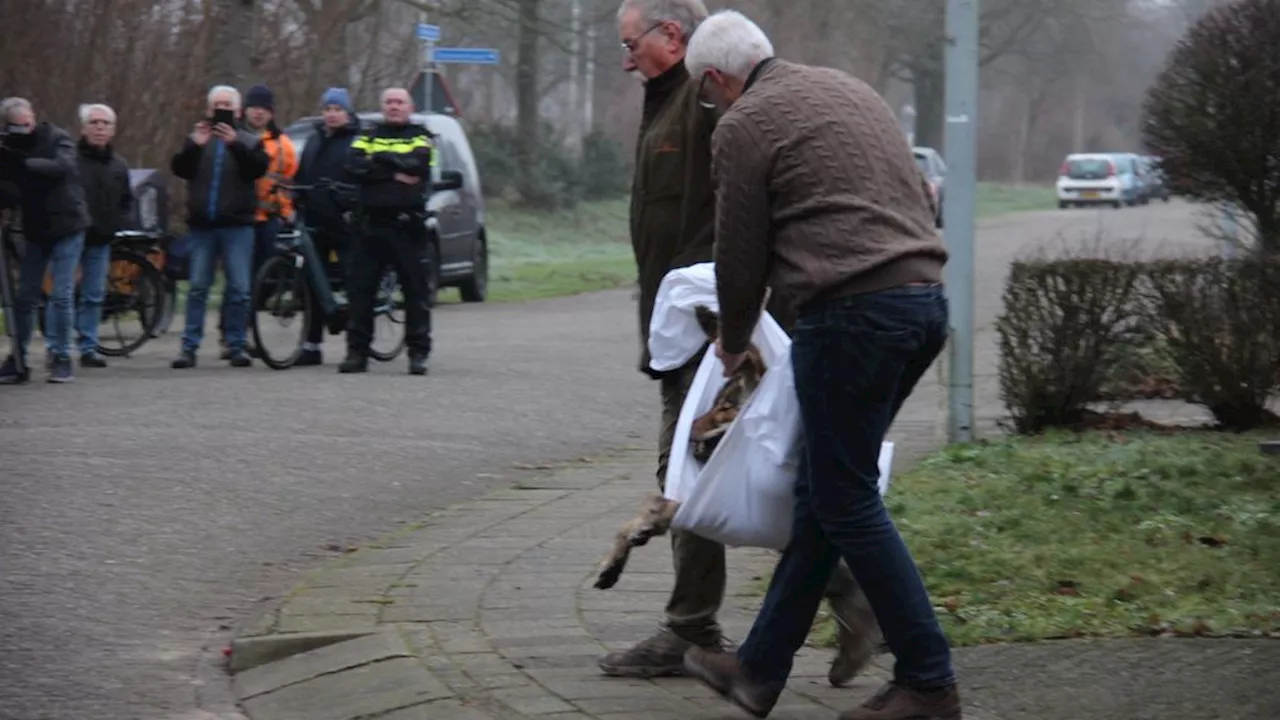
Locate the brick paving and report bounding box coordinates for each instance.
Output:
[229,450,935,720]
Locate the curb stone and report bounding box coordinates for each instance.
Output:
[227,447,1005,720]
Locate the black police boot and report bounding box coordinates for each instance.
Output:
[408,352,428,376]
[338,352,368,374]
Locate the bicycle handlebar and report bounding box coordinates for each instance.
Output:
[274,179,359,194]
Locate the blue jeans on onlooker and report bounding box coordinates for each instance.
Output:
[736,284,956,691]
[183,225,254,354]
[46,242,111,357]
[15,232,84,361]
[219,216,282,342]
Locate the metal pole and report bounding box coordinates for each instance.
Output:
[943,0,978,443]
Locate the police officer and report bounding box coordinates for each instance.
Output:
[340,87,434,376]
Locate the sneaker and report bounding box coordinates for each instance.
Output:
[408,352,428,376]
[598,628,719,679]
[838,682,963,720]
[338,353,368,374]
[228,350,253,367]
[0,355,30,385]
[295,349,322,367]
[171,350,197,369]
[47,356,74,384]
[682,646,784,719]
[827,591,883,687]
[80,353,108,368]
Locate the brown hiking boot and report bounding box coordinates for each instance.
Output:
[839,681,963,720]
[683,646,783,719]
[827,592,882,687]
[598,629,706,678]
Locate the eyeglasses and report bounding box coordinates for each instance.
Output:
[696,74,716,110]
[621,21,665,54]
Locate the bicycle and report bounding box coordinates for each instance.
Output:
[251,179,407,370]
[4,222,166,359]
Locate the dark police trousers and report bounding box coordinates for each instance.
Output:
[345,208,432,358]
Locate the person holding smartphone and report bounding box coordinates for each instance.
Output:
[169,85,270,370]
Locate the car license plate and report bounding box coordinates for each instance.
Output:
[1081,191,1099,199]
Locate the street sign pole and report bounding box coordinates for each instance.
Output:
[417,21,441,112]
[943,0,979,444]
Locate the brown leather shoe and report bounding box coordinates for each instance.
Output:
[683,646,783,719]
[840,681,963,720]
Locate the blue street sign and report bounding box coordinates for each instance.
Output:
[430,47,501,65]
[416,23,440,42]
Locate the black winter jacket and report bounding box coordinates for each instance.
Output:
[295,117,360,230]
[0,121,90,243]
[77,138,133,245]
[345,121,433,210]
[170,127,269,228]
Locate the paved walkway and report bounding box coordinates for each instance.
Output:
[227,450,1280,720]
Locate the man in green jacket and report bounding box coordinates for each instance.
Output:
[601,0,883,685]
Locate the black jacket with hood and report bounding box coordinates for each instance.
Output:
[0,121,90,243]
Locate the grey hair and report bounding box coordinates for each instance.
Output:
[207,84,241,109]
[685,9,774,81]
[1,96,33,123]
[617,0,708,40]
[79,103,116,125]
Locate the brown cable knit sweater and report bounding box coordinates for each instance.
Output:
[711,58,948,354]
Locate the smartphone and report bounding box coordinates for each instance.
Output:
[212,108,234,128]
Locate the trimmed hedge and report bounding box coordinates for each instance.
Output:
[996,253,1280,433]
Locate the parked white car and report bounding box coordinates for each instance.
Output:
[1056,153,1144,209]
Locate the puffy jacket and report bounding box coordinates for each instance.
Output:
[0,121,90,243]
[251,122,298,223]
[77,137,133,246]
[170,128,269,228]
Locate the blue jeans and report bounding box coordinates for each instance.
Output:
[183,225,253,353]
[15,233,84,360]
[220,217,282,339]
[51,243,112,356]
[737,284,955,691]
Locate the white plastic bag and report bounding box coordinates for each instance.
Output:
[648,263,895,550]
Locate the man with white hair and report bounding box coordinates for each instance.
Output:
[0,97,91,384]
[169,84,270,369]
[60,103,133,369]
[603,0,883,688]
[679,10,961,720]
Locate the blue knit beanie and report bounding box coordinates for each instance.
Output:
[320,87,352,113]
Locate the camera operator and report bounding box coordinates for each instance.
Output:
[0,97,91,385]
[339,87,433,376]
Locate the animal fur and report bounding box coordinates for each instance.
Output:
[689,304,768,463]
[593,305,767,590]
[593,493,680,589]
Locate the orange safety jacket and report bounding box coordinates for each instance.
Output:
[254,129,298,223]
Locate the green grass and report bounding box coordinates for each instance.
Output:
[805,430,1280,648]
[447,198,634,304]
[974,182,1056,218]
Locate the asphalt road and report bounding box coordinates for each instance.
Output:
[0,200,1217,720]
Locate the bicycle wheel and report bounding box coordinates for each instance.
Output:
[368,269,406,362]
[96,251,164,357]
[252,254,311,370]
